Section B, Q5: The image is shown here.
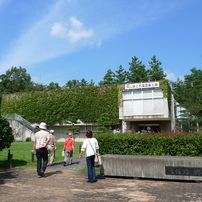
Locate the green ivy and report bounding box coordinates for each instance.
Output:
[159,80,172,107]
[1,86,120,125]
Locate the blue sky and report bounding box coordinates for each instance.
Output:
[0,0,201,86]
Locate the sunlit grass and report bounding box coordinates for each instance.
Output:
[0,141,83,169]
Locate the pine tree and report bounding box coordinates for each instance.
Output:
[127,56,148,83]
[114,65,128,84]
[98,69,116,86]
[171,68,202,131]
[147,55,166,81]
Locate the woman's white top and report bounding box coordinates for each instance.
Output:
[81,137,99,157]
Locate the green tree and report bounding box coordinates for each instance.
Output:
[63,80,80,89]
[46,82,61,90]
[114,65,128,84]
[98,69,116,86]
[171,68,202,131]
[0,116,14,151]
[31,83,46,91]
[148,55,167,81]
[63,78,95,88]
[127,56,148,83]
[64,112,80,134]
[0,66,33,94]
[96,113,113,132]
[88,79,95,86]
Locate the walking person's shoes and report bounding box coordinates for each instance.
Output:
[40,171,45,177]
[63,162,66,166]
[87,178,97,183]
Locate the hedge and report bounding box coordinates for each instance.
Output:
[94,132,202,157]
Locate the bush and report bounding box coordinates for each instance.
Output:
[25,137,31,142]
[94,131,202,157]
[0,116,14,151]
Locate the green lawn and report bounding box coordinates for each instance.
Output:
[0,141,83,169]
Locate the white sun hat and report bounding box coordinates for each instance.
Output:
[39,122,47,130]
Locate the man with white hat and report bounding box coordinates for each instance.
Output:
[33,122,50,178]
[47,129,57,166]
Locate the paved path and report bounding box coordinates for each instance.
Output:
[1,157,202,201]
[47,156,87,171]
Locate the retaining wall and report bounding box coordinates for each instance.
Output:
[101,154,202,181]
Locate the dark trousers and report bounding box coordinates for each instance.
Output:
[36,148,48,175]
[86,155,96,182]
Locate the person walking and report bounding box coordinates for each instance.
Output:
[47,129,57,166]
[63,133,74,166]
[33,122,50,178]
[79,130,100,183]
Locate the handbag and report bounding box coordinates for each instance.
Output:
[88,140,99,164]
[94,153,99,163]
[31,150,36,155]
[62,150,64,157]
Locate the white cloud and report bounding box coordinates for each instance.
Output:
[50,16,94,44]
[0,1,97,73]
[165,71,184,81]
[165,71,176,81]
[50,22,67,38]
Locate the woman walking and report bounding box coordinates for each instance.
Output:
[63,133,74,166]
[79,130,100,183]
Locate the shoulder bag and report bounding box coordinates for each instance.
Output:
[88,139,99,163]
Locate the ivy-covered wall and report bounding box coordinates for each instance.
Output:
[1,85,120,125]
[159,80,172,107]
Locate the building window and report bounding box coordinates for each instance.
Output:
[122,88,165,116]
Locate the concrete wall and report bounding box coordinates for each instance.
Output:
[49,124,102,142]
[8,120,35,141]
[101,154,202,181]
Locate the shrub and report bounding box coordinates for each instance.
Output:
[95,131,202,157]
[25,137,31,142]
[0,116,14,151]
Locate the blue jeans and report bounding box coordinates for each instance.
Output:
[86,155,96,182]
[36,148,48,175]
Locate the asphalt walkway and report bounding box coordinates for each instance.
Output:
[46,156,87,171]
[1,157,202,201]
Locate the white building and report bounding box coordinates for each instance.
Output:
[119,81,176,133]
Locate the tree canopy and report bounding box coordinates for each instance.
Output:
[127,56,148,83]
[171,67,202,131]
[98,55,166,86]
[63,78,95,89]
[147,55,167,81]
[0,66,33,94]
[0,116,14,151]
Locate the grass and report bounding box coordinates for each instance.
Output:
[0,141,84,169]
